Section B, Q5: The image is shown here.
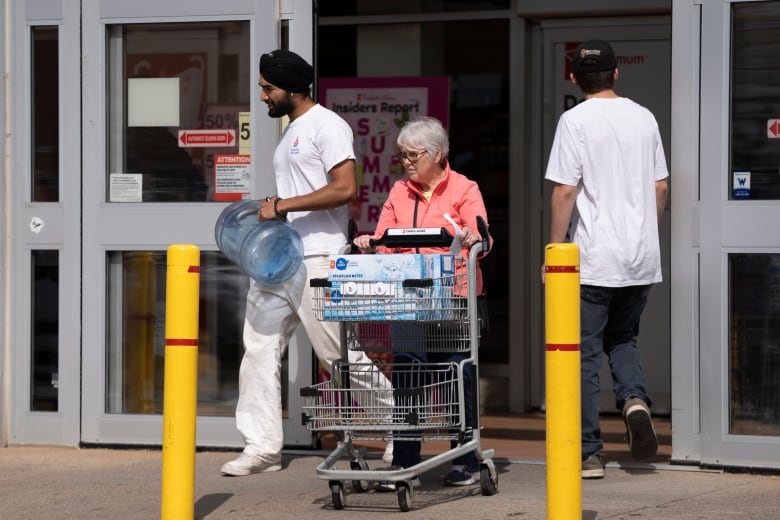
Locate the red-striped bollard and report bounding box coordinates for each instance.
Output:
[161,245,200,519]
[544,243,581,519]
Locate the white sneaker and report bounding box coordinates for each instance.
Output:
[221,452,282,476]
[443,464,479,486]
[382,440,394,464]
[375,478,421,492]
[374,466,422,492]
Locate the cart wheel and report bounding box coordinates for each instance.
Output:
[479,461,499,496]
[396,481,413,512]
[329,481,346,510]
[350,459,370,493]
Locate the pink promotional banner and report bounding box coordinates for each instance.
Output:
[319,76,450,235]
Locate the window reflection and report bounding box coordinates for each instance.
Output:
[31,26,59,202]
[106,251,260,416]
[729,254,780,435]
[108,22,250,202]
[31,250,59,411]
[730,2,780,200]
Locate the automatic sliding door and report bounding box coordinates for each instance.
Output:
[726,2,780,440]
[686,0,780,469]
[80,2,314,448]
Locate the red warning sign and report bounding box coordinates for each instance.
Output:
[768,119,780,139]
[214,154,251,201]
[178,129,236,147]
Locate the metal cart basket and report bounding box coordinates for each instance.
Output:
[301,222,498,512]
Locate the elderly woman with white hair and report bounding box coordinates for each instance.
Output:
[354,116,492,488]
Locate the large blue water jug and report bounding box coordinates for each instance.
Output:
[214,199,263,263]
[214,200,304,285]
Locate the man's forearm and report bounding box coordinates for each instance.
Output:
[549,184,577,243]
[656,179,669,223]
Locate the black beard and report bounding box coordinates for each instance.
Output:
[267,97,294,118]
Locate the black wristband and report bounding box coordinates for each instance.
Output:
[274,197,286,219]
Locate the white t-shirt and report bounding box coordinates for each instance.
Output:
[273,103,355,255]
[544,97,669,287]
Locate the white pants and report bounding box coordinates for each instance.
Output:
[236,255,392,460]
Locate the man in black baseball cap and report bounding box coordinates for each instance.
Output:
[545,38,668,480]
[569,40,619,95]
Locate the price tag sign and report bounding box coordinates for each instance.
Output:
[201,104,249,198]
[239,111,251,155]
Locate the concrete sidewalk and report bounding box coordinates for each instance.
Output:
[1,446,779,519]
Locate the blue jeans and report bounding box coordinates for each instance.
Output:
[389,323,477,469]
[580,284,653,458]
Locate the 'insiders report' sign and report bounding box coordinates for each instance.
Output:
[319,77,449,234]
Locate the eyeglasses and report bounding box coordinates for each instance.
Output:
[395,150,428,163]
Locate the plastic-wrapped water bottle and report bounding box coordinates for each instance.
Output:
[214,200,304,285]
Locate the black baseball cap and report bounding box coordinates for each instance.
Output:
[572,40,617,73]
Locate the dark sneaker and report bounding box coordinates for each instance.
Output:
[443,464,479,486]
[581,453,604,479]
[623,397,658,460]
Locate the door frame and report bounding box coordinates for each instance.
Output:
[671,0,780,468]
[8,1,82,446]
[78,0,315,448]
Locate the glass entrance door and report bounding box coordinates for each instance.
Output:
[673,0,780,469]
[727,2,780,440]
[79,1,315,448]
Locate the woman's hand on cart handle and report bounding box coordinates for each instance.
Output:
[461,226,480,249]
[353,234,378,253]
[476,215,491,252]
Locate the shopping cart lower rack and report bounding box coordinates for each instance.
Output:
[302,360,465,436]
[301,226,498,512]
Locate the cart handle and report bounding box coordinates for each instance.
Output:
[368,227,454,248]
[476,215,491,253]
[367,215,490,250]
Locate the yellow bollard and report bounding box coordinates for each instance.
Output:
[544,243,582,520]
[161,245,200,520]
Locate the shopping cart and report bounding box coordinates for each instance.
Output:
[301,218,498,512]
